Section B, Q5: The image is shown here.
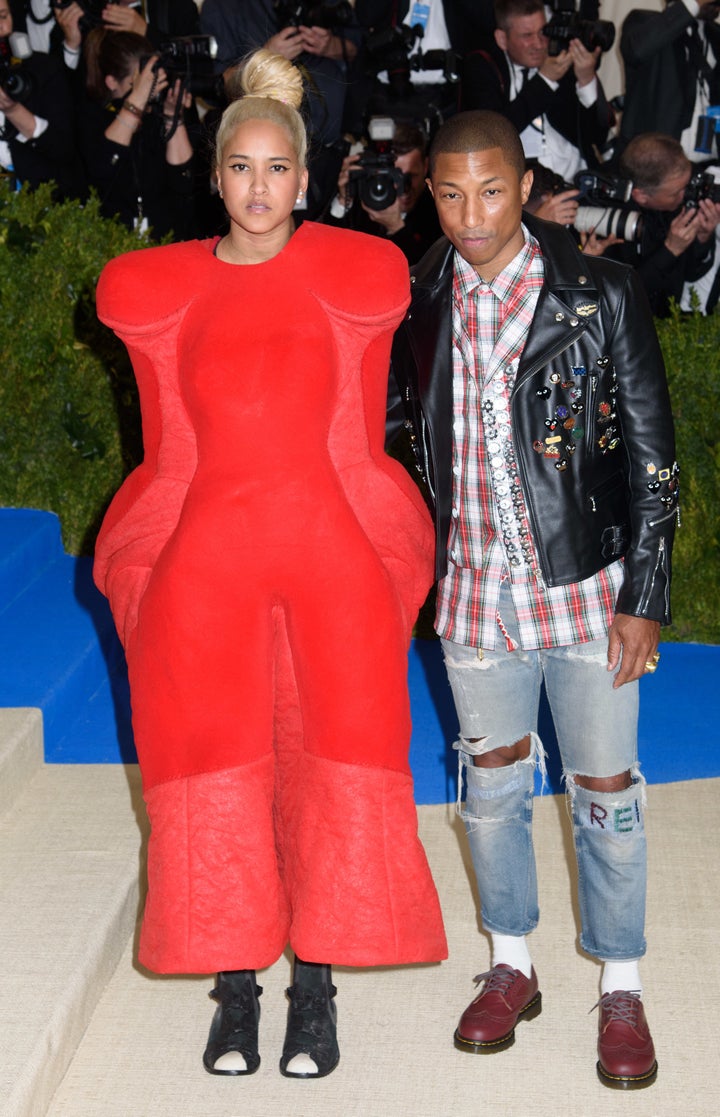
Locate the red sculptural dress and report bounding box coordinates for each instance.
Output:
[94,221,447,974]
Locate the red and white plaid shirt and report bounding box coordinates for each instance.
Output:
[435,228,624,650]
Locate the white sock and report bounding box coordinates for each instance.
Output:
[491,933,533,978]
[601,960,642,996]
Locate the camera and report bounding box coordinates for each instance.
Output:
[273,0,353,29]
[346,117,410,211]
[0,34,33,103]
[51,0,118,34]
[572,168,643,242]
[543,0,615,56]
[152,35,219,97]
[683,168,720,209]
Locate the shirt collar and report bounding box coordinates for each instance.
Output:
[453,225,541,302]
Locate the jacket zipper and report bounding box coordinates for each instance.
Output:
[638,536,667,615]
[648,505,681,529]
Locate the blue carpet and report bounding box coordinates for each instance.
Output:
[1,509,718,803]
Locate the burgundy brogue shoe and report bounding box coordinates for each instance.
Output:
[596,990,658,1089]
[454,965,542,1053]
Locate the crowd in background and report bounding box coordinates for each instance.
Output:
[3,0,720,312]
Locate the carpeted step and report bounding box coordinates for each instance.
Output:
[0,758,144,1117]
[0,708,43,820]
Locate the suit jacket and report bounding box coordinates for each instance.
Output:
[388,214,678,624]
[460,38,612,168]
[620,2,720,147]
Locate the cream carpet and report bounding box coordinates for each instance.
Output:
[46,776,718,1117]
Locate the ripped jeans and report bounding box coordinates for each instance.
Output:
[441,610,647,961]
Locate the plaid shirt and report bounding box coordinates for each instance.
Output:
[435,228,624,650]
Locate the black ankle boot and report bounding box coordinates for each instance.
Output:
[280,958,339,1078]
[203,969,262,1076]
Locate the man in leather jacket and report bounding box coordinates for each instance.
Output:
[389,110,678,1089]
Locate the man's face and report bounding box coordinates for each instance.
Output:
[428,147,533,279]
[0,5,13,38]
[396,147,428,213]
[634,165,691,212]
[494,11,549,70]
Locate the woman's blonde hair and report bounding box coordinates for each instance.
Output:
[215,50,308,170]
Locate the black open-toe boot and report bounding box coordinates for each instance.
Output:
[280,957,339,1078]
[203,969,263,1076]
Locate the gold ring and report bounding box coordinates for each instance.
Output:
[644,652,661,673]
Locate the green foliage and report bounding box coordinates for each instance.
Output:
[655,302,720,643]
[0,182,149,555]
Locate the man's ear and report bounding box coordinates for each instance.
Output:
[426,177,435,200]
[631,186,649,207]
[494,27,508,52]
[520,168,534,205]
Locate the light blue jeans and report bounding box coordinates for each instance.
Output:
[441,592,647,961]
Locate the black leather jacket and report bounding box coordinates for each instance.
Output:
[388,214,678,625]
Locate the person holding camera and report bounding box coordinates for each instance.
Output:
[37,0,198,86]
[0,1,83,193]
[612,131,720,315]
[354,0,490,132]
[620,0,720,163]
[77,27,196,238]
[93,45,446,1080]
[323,119,442,262]
[461,0,613,182]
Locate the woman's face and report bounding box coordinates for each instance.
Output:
[217,118,308,240]
[105,60,139,100]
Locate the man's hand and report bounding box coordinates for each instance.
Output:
[533,188,579,225]
[53,1,83,49]
[568,38,600,86]
[664,205,703,255]
[579,228,624,255]
[102,3,147,35]
[694,197,720,243]
[364,196,404,235]
[265,26,305,60]
[607,614,661,688]
[539,48,574,83]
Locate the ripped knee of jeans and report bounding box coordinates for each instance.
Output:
[566,765,646,833]
[454,731,548,816]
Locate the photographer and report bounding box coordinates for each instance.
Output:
[461,0,613,180]
[322,119,442,262]
[355,0,489,132]
[614,131,720,315]
[199,0,363,216]
[77,27,196,238]
[0,2,83,193]
[620,0,720,162]
[45,0,199,73]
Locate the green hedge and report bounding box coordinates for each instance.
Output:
[654,304,720,643]
[0,181,717,641]
[0,182,147,555]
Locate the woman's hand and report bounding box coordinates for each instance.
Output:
[130,54,168,111]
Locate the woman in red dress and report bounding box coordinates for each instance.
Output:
[94,48,446,1079]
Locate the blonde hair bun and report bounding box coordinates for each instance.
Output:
[240,49,304,111]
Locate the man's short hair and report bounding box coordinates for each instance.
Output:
[429,110,526,180]
[494,0,545,31]
[619,133,690,193]
[392,122,429,158]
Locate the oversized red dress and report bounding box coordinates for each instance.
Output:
[93,222,447,974]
